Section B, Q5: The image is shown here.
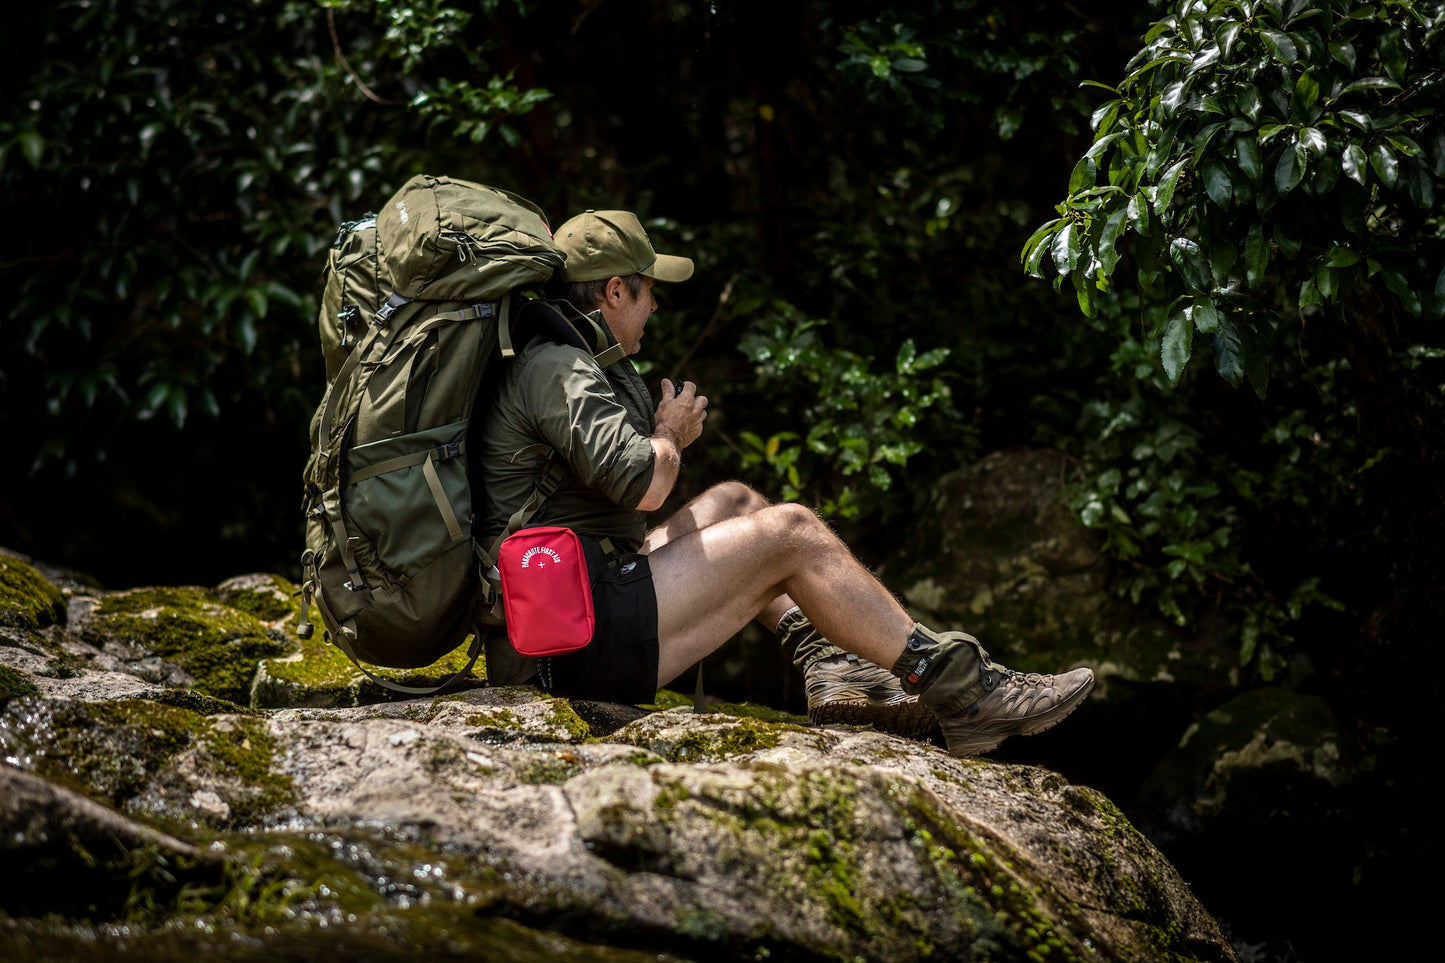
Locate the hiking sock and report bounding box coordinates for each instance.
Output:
[890,623,1008,716]
[775,606,845,672]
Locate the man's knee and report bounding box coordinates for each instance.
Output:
[760,502,832,550]
[702,480,770,519]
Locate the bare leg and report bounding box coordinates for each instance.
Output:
[648,502,912,687]
[643,482,798,630]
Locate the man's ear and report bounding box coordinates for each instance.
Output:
[604,276,625,302]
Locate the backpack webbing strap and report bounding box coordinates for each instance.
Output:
[593,342,627,368]
[428,302,496,324]
[315,339,371,593]
[499,291,516,357]
[329,627,485,697]
[480,452,570,571]
[345,441,466,486]
[421,450,465,543]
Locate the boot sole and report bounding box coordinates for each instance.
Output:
[809,697,940,737]
[945,672,1096,757]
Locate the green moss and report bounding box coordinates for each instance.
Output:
[198,715,297,823]
[32,700,296,826]
[90,588,292,704]
[707,700,810,725]
[543,701,592,741]
[25,699,199,805]
[640,688,692,711]
[900,786,1087,962]
[0,555,66,631]
[214,574,301,623]
[517,755,584,785]
[465,707,521,729]
[675,906,731,943]
[0,663,38,698]
[652,716,806,763]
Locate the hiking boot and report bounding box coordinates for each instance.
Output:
[939,666,1094,756]
[805,652,939,735]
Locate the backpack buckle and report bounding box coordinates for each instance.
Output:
[435,441,463,461]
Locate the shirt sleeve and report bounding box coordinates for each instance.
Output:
[520,344,656,509]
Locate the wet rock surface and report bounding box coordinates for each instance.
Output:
[0,545,1236,961]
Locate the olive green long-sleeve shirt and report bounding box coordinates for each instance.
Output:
[480,329,656,553]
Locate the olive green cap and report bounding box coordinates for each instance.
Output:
[555,210,694,283]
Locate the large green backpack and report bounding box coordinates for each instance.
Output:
[298,174,617,689]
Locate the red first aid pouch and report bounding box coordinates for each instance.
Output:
[497,526,595,657]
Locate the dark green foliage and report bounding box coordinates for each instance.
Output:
[1027,0,1445,678]
[1027,0,1444,390]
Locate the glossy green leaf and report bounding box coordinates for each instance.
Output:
[1218,21,1243,57]
[1342,143,1368,184]
[1323,247,1360,268]
[1370,142,1399,188]
[1294,72,1320,113]
[1154,157,1189,214]
[1329,40,1356,70]
[1245,222,1269,285]
[1236,134,1263,182]
[1203,161,1234,207]
[1169,237,1213,292]
[1021,218,1062,276]
[1192,297,1219,333]
[1262,30,1298,64]
[1161,305,1194,385]
[1298,127,1327,156]
[1385,134,1422,157]
[1128,192,1151,235]
[1275,145,1303,194]
[1098,205,1130,277]
[1050,222,1075,276]
[1334,77,1400,98]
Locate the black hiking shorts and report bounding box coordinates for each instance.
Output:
[536,537,659,705]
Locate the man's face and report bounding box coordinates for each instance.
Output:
[600,276,657,356]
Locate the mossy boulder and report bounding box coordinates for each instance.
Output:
[1136,686,1357,845]
[1,675,1237,961]
[251,631,486,709]
[82,586,293,704]
[213,572,302,624]
[1131,687,1360,955]
[0,553,66,634]
[882,448,1238,697]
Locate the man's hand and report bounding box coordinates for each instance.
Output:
[638,378,708,511]
[655,378,708,450]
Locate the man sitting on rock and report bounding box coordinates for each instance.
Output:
[480,209,1093,756]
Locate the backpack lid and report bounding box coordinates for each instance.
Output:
[375,174,564,303]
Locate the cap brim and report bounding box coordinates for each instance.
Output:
[644,253,694,283]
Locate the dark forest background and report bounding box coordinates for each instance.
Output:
[3,1,1442,959]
